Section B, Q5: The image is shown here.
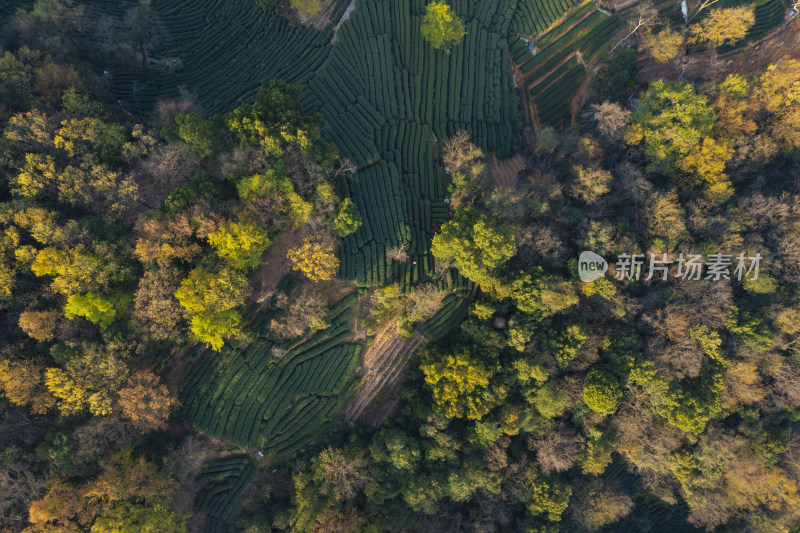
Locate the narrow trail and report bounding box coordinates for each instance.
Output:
[331,0,356,42]
[336,0,356,29]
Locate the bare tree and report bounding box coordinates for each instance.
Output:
[332,157,357,179]
[610,0,660,53]
[687,0,722,23]
[131,268,185,343]
[140,142,201,192]
[592,102,631,141]
[570,479,634,531]
[270,290,329,340]
[406,283,447,323]
[442,130,484,176]
[0,461,45,526]
[152,87,197,129]
[312,447,371,502]
[530,423,584,474]
[388,245,410,263]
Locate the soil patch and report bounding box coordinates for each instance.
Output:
[293,0,343,31]
[249,225,311,302]
[343,323,427,427]
[488,152,526,187]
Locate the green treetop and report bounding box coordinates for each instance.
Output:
[227,80,322,156]
[63,292,118,329]
[332,198,362,237]
[583,367,623,414]
[432,208,515,292]
[633,79,716,172]
[174,267,251,349]
[207,220,271,270]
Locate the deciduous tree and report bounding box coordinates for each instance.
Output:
[633,79,715,174]
[755,60,800,148]
[207,220,271,270]
[570,165,612,204]
[689,7,755,49]
[290,0,326,17]
[117,371,179,433]
[131,268,185,343]
[569,479,634,530]
[286,236,340,282]
[175,267,250,349]
[44,344,129,416]
[584,368,623,414]
[610,0,659,52]
[18,309,63,341]
[640,28,684,63]
[83,449,178,505]
[173,113,222,158]
[509,267,578,318]
[432,208,515,292]
[421,1,466,52]
[174,267,250,315]
[0,359,55,414]
[592,101,631,141]
[270,290,329,339]
[332,198,362,237]
[91,501,187,533]
[420,346,500,420]
[53,116,127,166]
[442,130,484,176]
[227,81,322,156]
[63,292,118,329]
[31,244,132,296]
[311,448,370,502]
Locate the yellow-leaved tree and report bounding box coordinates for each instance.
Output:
[286,236,340,282]
[755,60,800,147]
[689,7,755,49]
[640,27,684,63]
[421,1,466,52]
[44,344,129,416]
[419,347,502,420]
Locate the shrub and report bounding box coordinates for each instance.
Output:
[584,368,622,414]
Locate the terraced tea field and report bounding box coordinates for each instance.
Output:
[194,455,257,532]
[510,1,621,126]
[180,283,361,456]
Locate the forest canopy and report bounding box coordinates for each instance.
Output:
[1,0,799,532]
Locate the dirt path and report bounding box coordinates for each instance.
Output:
[331,0,356,42]
[342,323,427,426]
[249,225,311,302]
[336,0,356,28]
